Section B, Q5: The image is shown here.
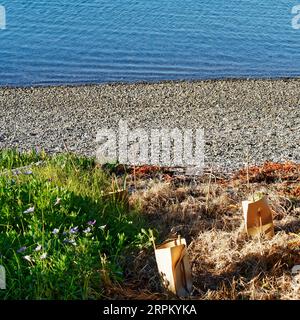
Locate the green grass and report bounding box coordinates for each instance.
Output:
[0,149,152,300]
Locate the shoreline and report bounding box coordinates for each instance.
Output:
[1,78,300,171]
[1,75,300,90]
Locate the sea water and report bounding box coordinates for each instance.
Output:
[0,0,300,86]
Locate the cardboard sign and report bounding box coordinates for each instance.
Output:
[154,236,192,297]
[242,196,274,238]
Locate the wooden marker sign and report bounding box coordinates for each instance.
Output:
[242,196,274,239]
[154,236,192,297]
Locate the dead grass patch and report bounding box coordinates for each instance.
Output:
[115,162,300,299]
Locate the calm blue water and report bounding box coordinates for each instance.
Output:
[1,0,300,86]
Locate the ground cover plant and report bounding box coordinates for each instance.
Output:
[0,149,152,299]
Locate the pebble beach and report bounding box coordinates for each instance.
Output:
[0,78,300,171]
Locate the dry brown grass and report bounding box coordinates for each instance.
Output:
[111,162,300,300]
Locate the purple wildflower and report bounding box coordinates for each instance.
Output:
[52,228,59,235]
[17,246,27,253]
[13,170,21,176]
[23,207,34,214]
[87,220,96,226]
[40,253,47,260]
[24,170,33,175]
[54,198,61,206]
[70,226,79,234]
[63,239,77,246]
[83,227,91,234]
[23,255,33,262]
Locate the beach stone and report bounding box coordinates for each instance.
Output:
[0,79,300,172]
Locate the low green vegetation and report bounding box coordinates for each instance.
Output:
[0,149,152,299]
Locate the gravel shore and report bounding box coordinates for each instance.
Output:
[0,79,300,171]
